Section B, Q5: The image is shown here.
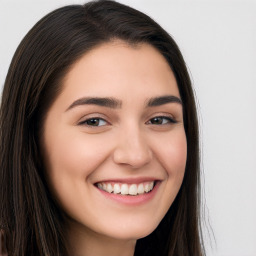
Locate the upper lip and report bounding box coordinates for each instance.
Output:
[94,177,162,185]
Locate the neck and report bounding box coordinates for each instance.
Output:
[66,221,136,256]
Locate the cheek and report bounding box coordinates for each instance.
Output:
[153,129,187,176]
[42,129,111,200]
[45,130,108,174]
[153,128,187,207]
[145,129,186,228]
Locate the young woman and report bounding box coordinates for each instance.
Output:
[0,1,204,255]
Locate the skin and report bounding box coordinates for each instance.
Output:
[42,40,187,256]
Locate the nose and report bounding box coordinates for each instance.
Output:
[113,126,152,169]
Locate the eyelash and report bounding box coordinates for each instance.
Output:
[146,116,177,125]
[78,115,177,127]
[78,118,108,127]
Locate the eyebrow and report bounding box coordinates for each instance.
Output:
[146,95,182,107]
[66,95,182,111]
[66,97,122,111]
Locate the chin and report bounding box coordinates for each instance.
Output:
[97,216,161,241]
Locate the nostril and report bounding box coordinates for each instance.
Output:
[113,148,152,168]
[112,132,152,168]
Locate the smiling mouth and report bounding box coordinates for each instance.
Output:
[96,181,155,196]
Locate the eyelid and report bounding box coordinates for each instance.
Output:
[146,114,177,125]
[77,114,110,127]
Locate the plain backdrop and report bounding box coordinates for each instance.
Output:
[0,1,255,255]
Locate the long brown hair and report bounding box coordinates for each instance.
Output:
[0,1,204,255]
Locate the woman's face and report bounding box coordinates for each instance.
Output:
[42,41,187,241]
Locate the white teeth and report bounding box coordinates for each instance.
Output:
[129,184,137,195]
[97,183,103,189]
[97,181,155,196]
[137,183,144,194]
[106,183,113,193]
[113,184,121,194]
[145,182,153,192]
[121,184,129,195]
[144,183,150,192]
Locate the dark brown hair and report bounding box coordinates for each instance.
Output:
[0,1,204,255]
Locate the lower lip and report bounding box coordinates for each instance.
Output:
[95,182,160,206]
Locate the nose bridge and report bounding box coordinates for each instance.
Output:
[113,123,152,168]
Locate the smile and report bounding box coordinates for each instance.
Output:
[96,181,155,196]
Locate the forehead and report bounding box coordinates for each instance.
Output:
[57,40,180,106]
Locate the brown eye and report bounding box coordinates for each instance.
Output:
[148,116,176,125]
[80,118,107,127]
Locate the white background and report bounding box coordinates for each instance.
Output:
[0,1,255,255]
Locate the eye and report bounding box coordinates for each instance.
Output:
[79,118,108,127]
[148,116,176,125]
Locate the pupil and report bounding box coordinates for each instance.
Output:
[88,119,99,126]
[152,117,162,124]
